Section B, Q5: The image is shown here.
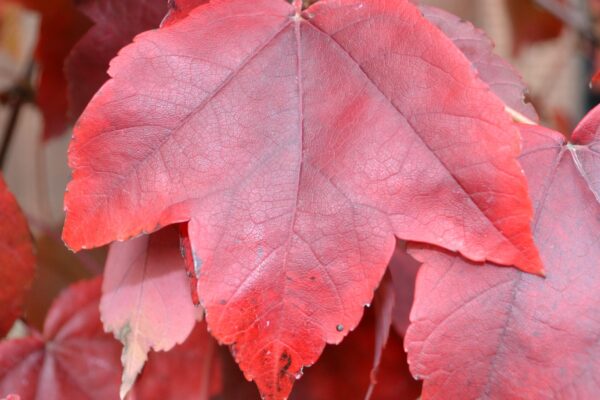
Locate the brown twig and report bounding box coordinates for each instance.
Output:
[0,61,35,168]
[0,91,24,167]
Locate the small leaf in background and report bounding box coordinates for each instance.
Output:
[405,105,600,398]
[507,0,564,54]
[14,0,90,139]
[100,226,197,399]
[290,307,421,400]
[162,0,208,27]
[65,0,169,121]
[0,278,121,399]
[131,321,222,400]
[22,234,96,331]
[0,175,35,338]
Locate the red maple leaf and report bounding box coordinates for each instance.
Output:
[0,175,35,337]
[100,225,199,398]
[405,106,600,398]
[0,278,122,399]
[62,0,542,397]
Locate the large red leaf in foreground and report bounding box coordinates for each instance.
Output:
[0,176,35,337]
[405,107,600,398]
[62,0,542,396]
[100,226,197,398]
[0,278,121,399]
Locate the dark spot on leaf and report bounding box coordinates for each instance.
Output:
[336,324,344,332]
[309,276,316,281]
[219,299,227,305]
[279,351,292,379]
[277,351,293,392]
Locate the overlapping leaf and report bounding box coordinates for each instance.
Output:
[507,0,564,54]
[290,308,421,400]
[0,278,121,399]
[0,175,35,337]
[421,5,538,123]
[66,0,170,120]
[405,106,600,398]
[131,321,223,400]
[163,0,208,26]
[15,0,89,139]
[100,225,197,398]
[62,0,542,397]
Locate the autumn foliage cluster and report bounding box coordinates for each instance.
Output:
[0,0,599,399]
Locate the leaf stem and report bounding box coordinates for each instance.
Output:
[505,106,537,125]
[293,0,303,15]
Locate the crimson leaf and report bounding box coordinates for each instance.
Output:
[0,278,121,399]
[0,176,35,337]
[62,0,542,397]
[405,106,600,398]
[100,225,198,398]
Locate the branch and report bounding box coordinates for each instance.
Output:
[505,106,537,125]
[0,62,35,168]
[0,93,24,168]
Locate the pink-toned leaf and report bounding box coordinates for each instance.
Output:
[405,106,600,398]
[420,5,539,123]
[62,0,542,397]
[0,175,35,337]
[0,278,121,399]
[131,321,222,400]
[100,225,197,399]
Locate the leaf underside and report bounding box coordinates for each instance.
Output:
[62,0,542,397]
